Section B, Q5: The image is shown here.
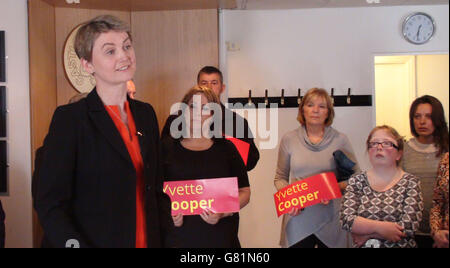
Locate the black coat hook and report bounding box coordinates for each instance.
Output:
[347,88,351,104]
[265,89,269,106]
[331,88,335,105]
[227,88,372,109]
[297,88,302,105]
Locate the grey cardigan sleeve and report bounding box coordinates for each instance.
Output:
[274,135,291,191]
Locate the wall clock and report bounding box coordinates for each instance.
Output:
[402,12,436,45]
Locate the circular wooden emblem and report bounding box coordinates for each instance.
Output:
[63,25,96,93]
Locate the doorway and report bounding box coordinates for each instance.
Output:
[374,54,449,139]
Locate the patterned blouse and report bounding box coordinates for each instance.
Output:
[341,172,424,248]
[430,152,449,235]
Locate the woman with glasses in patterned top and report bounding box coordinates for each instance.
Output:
[341,125,424,248]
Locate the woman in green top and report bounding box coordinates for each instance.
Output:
[401,95,449,248]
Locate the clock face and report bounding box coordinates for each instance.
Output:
[402,12,435,45]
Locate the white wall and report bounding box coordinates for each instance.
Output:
[0,0,33,248]
[222,5,449,247]
[417,54,449,125]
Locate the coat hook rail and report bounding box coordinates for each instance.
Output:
[227,89,372,109]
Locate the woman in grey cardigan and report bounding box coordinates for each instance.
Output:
[274,88,359,248]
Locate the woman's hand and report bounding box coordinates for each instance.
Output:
[288,207,303,217]
[376,222,406,242]
[338,181,348,192]
[432,230,449,248]
[321,199,330,205]
[352,233,371,247]
[172,213,183,227]
[200,209,224,225]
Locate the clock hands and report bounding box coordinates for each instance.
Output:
[416,25,422,41]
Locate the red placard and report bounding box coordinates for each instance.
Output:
[224,135,250,166]
[274,172,342,217]
[163,177,240,216]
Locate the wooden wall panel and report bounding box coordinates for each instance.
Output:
[28,0,56,156]
[55,8,130,106]
[131,10,219,130]
[42,0,236,11]
[28,0,57,248]
[131,0,236,11]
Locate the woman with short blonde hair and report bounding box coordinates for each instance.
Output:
[274,87,359,248]
[297,88,335,127]
[34,15,172,248]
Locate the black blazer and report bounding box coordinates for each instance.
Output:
[161,104,260,171]
[34,89,172,248]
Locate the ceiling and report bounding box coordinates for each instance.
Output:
[40,0,449,11]
[41,0,236,11]
[235,0,449,10]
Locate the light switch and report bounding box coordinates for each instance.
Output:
[226,41,240,52]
